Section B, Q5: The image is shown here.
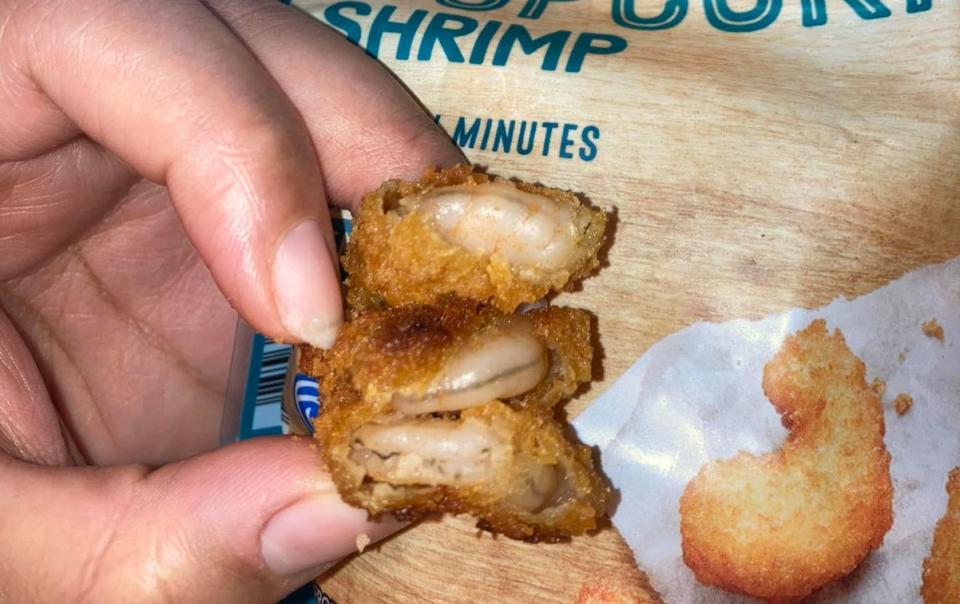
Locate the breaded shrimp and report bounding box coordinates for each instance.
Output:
[923,467,960,603]
[299,298,606,541]
[342,164,607,313]
[680,320,893,603]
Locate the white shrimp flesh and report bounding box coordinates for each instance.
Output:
[350,419,566,513]
[391,322,549,415]
[407,181,580,272]
[351,418,500,486]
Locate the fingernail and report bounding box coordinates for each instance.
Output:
[273,219,342,348]
[260,496,403,577]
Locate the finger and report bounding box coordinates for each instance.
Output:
[0,437,402,602]
[1,178,237,466]
[0,306,71,465]
[8,1,342,348]
[0,5,78,162]
[203,0,466,210]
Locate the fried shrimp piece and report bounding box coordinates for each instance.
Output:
[299,298,605,541]
[680,320,893,603]
[315,400,609,542]
[342,164,607,312]
[923,467,960,603]
[300,297,593,415]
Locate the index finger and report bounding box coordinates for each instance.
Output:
[204,0,466,209]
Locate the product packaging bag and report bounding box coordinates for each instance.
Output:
[276,1,959,601]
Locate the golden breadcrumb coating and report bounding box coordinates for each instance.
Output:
[923,467,960,603]
[342,164,607,313]
[680,320,893,603]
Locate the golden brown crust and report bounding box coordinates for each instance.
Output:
[342,164,607,313]
[923,467,960,603]
[301,298,485,413]
[680,320,893,603]
[299,298,594,414]
[510,306,594,411]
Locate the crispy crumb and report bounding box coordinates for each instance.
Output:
[355,532,371,553]
[871,378,886,398]
[923,319,945,343]
[894,393,913,416]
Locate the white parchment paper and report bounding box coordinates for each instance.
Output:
[575,257,960,603]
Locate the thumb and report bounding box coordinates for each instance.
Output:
[0,437,399,603]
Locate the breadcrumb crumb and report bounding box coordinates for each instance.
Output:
[923,319,945,343]
[894,393,913,416]
[355,532,371,553]
[871,378,886,398]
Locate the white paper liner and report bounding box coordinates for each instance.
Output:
[575,256,960,603]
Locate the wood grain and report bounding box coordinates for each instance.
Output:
[293,1,960,600]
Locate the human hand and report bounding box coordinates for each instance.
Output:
[0,0,462,601]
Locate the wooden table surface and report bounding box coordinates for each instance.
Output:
[292,1,960,601]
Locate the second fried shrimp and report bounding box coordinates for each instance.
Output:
[680,320,893,602]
